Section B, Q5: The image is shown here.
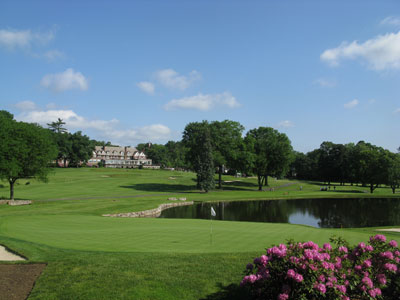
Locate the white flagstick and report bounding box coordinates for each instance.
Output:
[210,206,216,245]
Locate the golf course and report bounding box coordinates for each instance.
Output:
[0,168,399,299]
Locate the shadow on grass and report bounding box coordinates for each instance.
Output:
[120,183,202,193]
[200,283,250,300]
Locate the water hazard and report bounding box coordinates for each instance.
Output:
[159,198,400,228]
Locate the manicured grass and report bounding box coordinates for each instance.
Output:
[0,168,399,299]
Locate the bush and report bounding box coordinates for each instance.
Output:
[241,235,400,300]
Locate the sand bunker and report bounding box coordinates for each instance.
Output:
[376,228,400,233]
[0,246,25,261]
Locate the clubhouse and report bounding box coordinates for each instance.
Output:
[88,146,155,168]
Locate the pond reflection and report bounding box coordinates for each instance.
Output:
[159,198,400,228]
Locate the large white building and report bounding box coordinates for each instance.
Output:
[88,146,153,168]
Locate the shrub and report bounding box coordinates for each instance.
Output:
[241,235,400,300]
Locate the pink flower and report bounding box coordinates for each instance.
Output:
[362,276,373,288]
[384,263,397,272]
[277,293,289,300]
[389,240,398,248]
[368,289,377,298]
[394,250,400,257]
[358,242,366,249]
[341,296,350,300]
[318,275,325,283]
[373,288,382,296]
[323,243,332,251]
[336,284,346,293]
[363,259,372,268]
[287,269,296,278]
[246,263,253,270]
[294,273,303,283]
[339,246,348,253]
[314,283,326,294]
[380,251,394,260]
[371,234,386,243]
[365,245,374,251]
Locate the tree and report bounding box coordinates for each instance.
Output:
[68,131,94,167]
[209,120,244,189]
[245,127,293,190]
[387,153,400,194]
[182,121,215,192]
[0,113,57,200]
[353,141,391,193]
[47,118,67,134]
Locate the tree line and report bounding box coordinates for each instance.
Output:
[1,109,399,199]
[290,141,400,193]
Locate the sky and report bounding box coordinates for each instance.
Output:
[1,0,399,153]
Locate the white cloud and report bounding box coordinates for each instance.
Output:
[381,16,400,27]
[313,78,336,88]
[15,104,171,145]
[17,109,117,130]
[277,120,294,128]
[394,108,400,114]
[344,99,359,109]
[43,50,65,61]
[137,81,155,95]
[321,31,400,70]
[108,125,171,143]
[41,68,89,92]
[164,92,240,111]
[155,69,201,90]
[0,28,54,50]
[15,100,37,111]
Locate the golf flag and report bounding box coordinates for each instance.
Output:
[211,206,216,217]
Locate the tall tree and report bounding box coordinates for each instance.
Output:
[353,141,391,193]
[182,121,215,192]
[0,113,57,200]
[245,127,293,190]
[387,153,400,194]
[209,120,244,189]
[68,131,94,167]
[47,118,67,134]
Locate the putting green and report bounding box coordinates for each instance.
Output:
[0,215,378,253]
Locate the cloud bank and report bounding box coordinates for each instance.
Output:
[15,103,171,145]
[164,92,240,111]
[321,31,400,70]
[41,68,89,92]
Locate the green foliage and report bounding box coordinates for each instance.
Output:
[183,121,215,192]
[245,127,293,190]
[0,113,58,199]
[47,118,94,167]
[209,120,245,188]
[68,131,94,167]
[47,118,67,134]
[387,153,400,194]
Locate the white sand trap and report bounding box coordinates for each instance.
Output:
[0,245,25,261]
[376,228,400,233]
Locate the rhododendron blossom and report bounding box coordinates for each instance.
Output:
[241,235,400,300]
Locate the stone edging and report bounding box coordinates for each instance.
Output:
[102,201,194,218]
[0,200,32,206]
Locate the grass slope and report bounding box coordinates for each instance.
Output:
[0,168,399,299]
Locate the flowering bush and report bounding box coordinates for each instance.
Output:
[241,235,400,300]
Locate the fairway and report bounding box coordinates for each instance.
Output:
[0,168,399,299]
[0,215,381,253]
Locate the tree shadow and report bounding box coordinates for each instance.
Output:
[120,183,202,193]
[200,283,250,300]
[330,190,365,194]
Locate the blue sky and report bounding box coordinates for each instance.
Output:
[1,0,399,153]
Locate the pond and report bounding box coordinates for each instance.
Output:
[159,198,400,228]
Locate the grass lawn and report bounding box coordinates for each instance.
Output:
[0,168,399,299]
